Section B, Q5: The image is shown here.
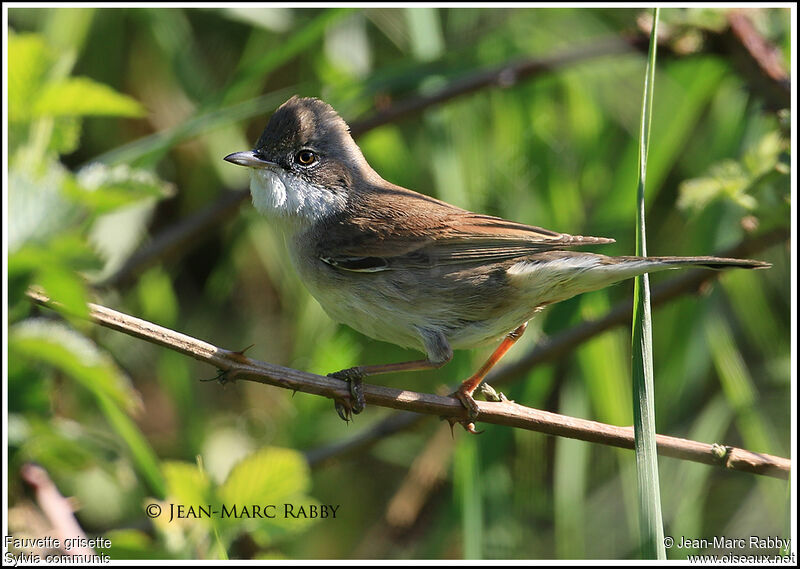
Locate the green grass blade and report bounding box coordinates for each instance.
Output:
[630,7,666,560]
[454,436,482,560]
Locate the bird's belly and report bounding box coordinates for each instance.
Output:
[287,248,427,351]
[288,244,538,354]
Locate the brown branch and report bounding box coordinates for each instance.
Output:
[350,34,651,136]
[719,10,790,111]
[20,464,95,557]
[26,252,790,480]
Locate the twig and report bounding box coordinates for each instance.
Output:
[26,256,790,480]
[720,10,790,111]
[350,35,650,136]
[19,464,95,557]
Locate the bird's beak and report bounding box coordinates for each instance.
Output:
[223,151,277,169]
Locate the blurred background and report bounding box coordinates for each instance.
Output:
[6,6,792,560]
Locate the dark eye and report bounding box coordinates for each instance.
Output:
[295,150,317,166]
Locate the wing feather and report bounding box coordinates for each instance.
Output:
[316,184,613,270]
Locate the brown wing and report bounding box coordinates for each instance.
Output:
[318,183,613,270]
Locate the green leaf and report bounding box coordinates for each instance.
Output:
[11,318,166,497]
[35,264,91,320]
[88,199,159,282]
[49,116,83,155]
[163,461,214,508]
[10,319,142,415]
[7,160,79,252]
[91,86,298,167]
[218,447,311,506]
[8,32,54,123]
[94,391,166,499]
[67,162,173,214]
[103,529,169,560]
[743,130,784,177]
[12,417,97,472]
[216,446,319,546]
[678,160,751,213]
[33,76,146,118]
[8,230,101,321]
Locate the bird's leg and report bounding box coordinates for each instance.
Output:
[454,322,528,424]
[330,358,451,420]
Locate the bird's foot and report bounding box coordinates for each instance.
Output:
[203,368,239,385]
[328,367,366,421]
[446,387,483,435]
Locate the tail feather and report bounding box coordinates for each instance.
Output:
[617,256,771,271]
[507,253,770,307]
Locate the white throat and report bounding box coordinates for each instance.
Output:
[249,167,346,227]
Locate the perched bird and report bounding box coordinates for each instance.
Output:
[224,96,769,432]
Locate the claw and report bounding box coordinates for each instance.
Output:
[452,389,480,422]
[442,388,484,435]
[349,376,364,415]
[203,369,236,384]
[328,367,365,416]
[334,399,352,423]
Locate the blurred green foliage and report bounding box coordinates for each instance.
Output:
[6,6,791,560]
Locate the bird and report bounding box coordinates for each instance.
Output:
[224,95,769,432]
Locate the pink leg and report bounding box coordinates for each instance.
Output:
[455,322,528,426]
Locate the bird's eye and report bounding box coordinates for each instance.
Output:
[295,150,317,166]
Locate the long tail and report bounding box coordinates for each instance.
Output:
[612,255,771,271]
[507,253,770,306]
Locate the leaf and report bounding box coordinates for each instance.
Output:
[163,461,214,508]
[8,231,101,321]
[68,162,174,214]
[11,318,166,497]
[35,264,91,320]
[103,529,169,560]
[678,130,787,215]
[8,32,54,123]
[94,391,167,500]
[678,160,750,212]
[49,116,83,155]
[10,319,142,415]
[743,130,784,178]
[7,160,79,252]
[217,447,311,506]
[33,76,146,118]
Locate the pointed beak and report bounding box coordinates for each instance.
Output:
[223,151,277,169]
